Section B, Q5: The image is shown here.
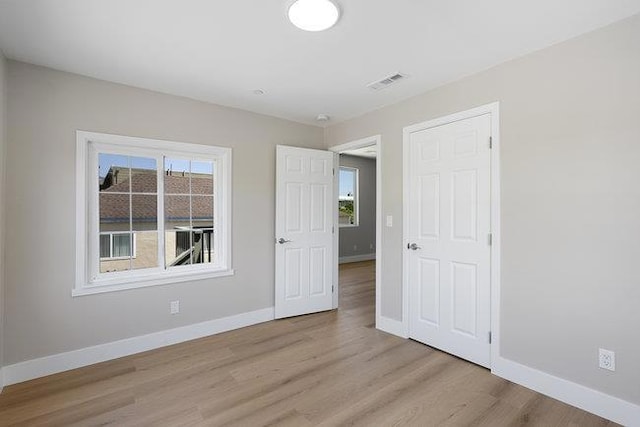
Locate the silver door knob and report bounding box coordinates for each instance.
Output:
[407,243,421,250]
[277,238,292,244]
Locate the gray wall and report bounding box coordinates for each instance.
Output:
[0,50,6,379]
[338,154,376,259]
[4,61,323,365]
[325,15,640,405]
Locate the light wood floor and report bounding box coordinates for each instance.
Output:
[0,261,618,426]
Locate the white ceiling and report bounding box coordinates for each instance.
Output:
[1,0,639,127]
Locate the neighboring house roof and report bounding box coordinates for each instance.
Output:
[100,167,213,223]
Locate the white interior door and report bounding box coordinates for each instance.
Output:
[406,113,492,367]
[275,145,334,319]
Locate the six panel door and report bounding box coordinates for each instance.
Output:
[406,114,492,367]
[275,145,334,319]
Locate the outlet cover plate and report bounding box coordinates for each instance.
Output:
[599,348,615,371]
[170,300,180,315]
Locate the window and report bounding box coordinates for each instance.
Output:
[75,131,232,296]
[338,166,358,227]
[100,232,136,260]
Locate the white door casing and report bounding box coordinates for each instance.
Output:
[275,145,334,318]
[405,113,492,368]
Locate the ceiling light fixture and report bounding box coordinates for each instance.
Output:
[316,114,330,122]
[288,0,340,32]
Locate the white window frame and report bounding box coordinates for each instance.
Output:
[338,166,359,227]
[75,131,233,296]
[99,231,137,260]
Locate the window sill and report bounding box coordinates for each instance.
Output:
[73,268,235,297]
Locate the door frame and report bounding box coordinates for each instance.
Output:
[328,136,382,316]
[402,102,501,367]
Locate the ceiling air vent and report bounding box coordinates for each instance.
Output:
[366,72,408,91]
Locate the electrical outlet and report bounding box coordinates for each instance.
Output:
[386,215,393,227]
[370,243,374,250]
[353,245,357,251]
[170,300,180,315]
[598,348,615,371]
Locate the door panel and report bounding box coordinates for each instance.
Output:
[407,114,491,368]
[309,247,326,296]
[275,145,334,318]
[284,248,303,299]
[452,169,478,241]
[451,261,478,337]
[418,258,439,325]
[419,174,440,238]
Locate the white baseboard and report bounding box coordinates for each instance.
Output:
[492,356,640,427]
[376,315,408,338]
[2,307,275,387]
[339,253,376,264]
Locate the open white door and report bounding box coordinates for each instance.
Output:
[275,145,335,319]
[405,113,492,367]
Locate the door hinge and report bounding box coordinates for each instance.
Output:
[332,285,335,293]
[332,225,335,234]
[333,168,335,176]
[489,136,493,149]
[488,233,493,246]
[488,331,492,344]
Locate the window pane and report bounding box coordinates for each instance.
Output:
[132,194,158,270]
[165,195,191,267]
[191,161,214,195]
[99,193,130,232]
[100,233,132,273]
[192,195,213,223]
[164,158,191,194]
[175,230,191,255]
[192,196,214,265]
[193,222,215,264]
[99,193,131,273]
[130,156,157,193]
[99,154,129,192]
[132,194,157,230]
[339,169,355,197]
[339,200,355,225]
[165,229,192,267]
[133,231,158,270]
[164,194,190,224]
[112,233,132,257]
[99,234,111,258]
[339,167,357,226]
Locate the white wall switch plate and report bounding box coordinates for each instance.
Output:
[386,215,393,227]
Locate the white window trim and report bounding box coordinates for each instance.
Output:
[338,166,359,228]
[75,131,233,297]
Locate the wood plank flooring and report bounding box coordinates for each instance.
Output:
[0,261,618,426]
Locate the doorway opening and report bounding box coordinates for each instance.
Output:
[329,136,382,327]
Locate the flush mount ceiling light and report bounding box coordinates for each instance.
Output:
[288,0,340,32]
